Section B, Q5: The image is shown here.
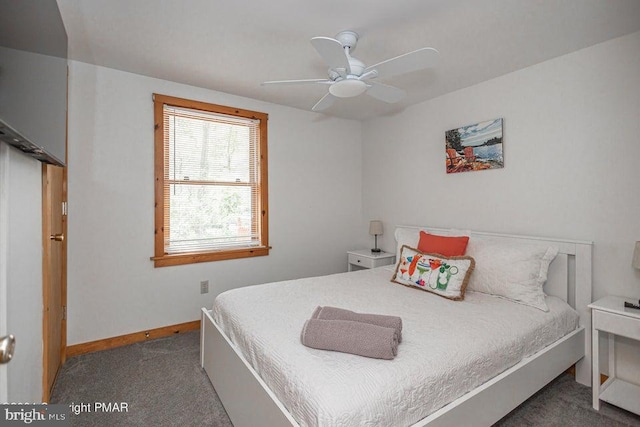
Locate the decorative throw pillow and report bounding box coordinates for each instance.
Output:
[394,227,471,263]
[391,245,475,301]
[465,238,558,311]
[418,231,469,257]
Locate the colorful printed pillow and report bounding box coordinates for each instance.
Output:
[391,245,475,301]
[465,238,558,311]
[418,231,469,257]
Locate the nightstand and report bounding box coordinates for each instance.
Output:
[347,249,396,272]
[589,296,640,415]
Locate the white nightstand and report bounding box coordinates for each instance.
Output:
[589,296,640,416]
[347,249,396,272]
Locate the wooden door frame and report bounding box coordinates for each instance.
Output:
[41,164,67,402]
[61,166,67,365]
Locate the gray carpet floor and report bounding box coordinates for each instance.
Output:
[51,330,640,426]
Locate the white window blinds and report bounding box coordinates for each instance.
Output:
[163,105,262,254]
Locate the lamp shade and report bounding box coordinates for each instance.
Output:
[369,220,383,236]
[633,241,640,269]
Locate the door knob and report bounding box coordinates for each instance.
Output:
[50,233,64,242]
[0,334,15,364]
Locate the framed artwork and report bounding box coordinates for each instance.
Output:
[445,118,503,174]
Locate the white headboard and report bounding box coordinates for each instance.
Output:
[394,225,593,385]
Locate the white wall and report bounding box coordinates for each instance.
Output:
[362,31,640,382]
[66,61,362,345]
[0,142,43,402]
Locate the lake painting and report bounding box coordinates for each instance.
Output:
[445,118,503,174]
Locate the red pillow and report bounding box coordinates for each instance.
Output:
[418,231,469,257]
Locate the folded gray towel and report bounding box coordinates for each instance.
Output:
[301,318,398,360]
[312,306,403,343]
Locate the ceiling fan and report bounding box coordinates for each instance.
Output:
[261,30,439,111]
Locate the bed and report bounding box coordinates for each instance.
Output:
[200,226,593,427]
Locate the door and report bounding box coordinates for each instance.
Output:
[42,164,66,402]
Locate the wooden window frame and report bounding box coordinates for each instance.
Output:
[152,94,269,267]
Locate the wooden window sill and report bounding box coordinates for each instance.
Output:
[151,246,270,267]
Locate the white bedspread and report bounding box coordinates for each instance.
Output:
[212,267,579,427]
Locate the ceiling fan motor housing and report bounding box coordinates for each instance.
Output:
[335,30,358,51]
[328,58,365,80]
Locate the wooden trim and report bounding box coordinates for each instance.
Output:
[41,164,51,402]
[153,94,269,122]
[153,246,270,268]
[259,109,269,258]
[61,67,69,364]
[152,93,269,267]
[153,96,165,262]
[61,165,67,365]
[66,320,200,357]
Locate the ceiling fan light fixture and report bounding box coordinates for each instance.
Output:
[264,30,439,110]
[329,79,367,98]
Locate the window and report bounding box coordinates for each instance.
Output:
[152,94,269,267]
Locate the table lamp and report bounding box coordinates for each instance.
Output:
[369,220,383,253]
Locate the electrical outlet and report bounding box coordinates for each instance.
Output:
[200,280,209,294]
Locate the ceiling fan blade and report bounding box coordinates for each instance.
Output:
[364,47,439,79]
[312,92,335,111]
[366,82,406,103]
[310,37,351,74]
[262,79,331,86]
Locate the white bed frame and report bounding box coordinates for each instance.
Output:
[201,226,593,427]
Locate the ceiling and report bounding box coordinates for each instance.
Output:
[56,0,640,121]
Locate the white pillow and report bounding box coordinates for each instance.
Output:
[465,238,558,311]
[394,227,422,262]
